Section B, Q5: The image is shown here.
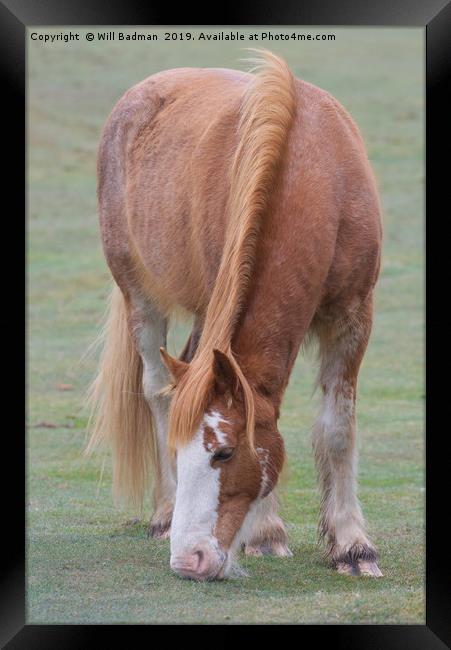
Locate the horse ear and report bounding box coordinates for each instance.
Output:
[212,349,240,399]
[160,348,189,384]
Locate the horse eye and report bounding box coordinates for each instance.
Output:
[212,447,235,462]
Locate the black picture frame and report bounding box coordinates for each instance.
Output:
[6,0,450,646]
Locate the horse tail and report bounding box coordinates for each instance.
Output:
[85,285,157,509]
[168,49,297,451]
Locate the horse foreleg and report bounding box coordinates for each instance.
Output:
[130,296,175,539]
[312,295,382,577]
[241,492,292,557]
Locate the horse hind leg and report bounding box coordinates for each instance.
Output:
[312,294,382,577]
[130,295,176,539]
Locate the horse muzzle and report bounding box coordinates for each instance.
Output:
[170,544,227,581]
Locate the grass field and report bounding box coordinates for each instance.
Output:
[27,27,424,624]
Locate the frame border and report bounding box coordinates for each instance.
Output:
[6,0,450,646]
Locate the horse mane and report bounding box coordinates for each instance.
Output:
[167,50,296,451]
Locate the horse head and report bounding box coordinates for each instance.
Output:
[161,348,285,580]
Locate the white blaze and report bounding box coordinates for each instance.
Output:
[170,419,222,559]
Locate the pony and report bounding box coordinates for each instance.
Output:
[87,50,383,581]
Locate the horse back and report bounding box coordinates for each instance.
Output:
[97,67,381,318]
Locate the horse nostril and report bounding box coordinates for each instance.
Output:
[194,549,204,571]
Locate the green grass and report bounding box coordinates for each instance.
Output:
[27,27,424,624]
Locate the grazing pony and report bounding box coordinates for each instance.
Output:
[87,50,383,580]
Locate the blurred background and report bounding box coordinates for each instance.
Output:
[27,27,424,624]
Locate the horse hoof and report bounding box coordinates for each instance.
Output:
[147,516,172,539]
[336,560,383,577]
[243,542,293,557]
[357,560,383,577]
[243,545,263,557]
